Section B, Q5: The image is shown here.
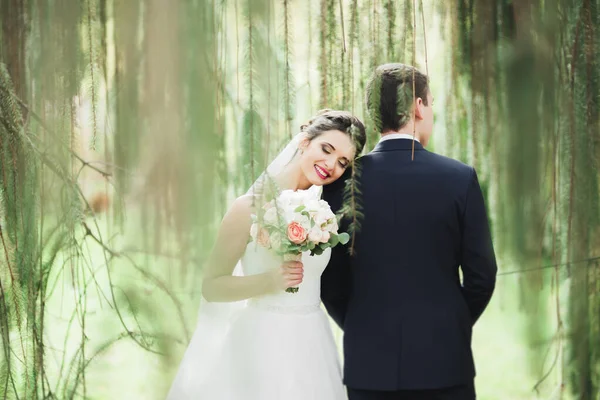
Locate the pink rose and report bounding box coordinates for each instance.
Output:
[287,222,307,244]
[256,227,271,247]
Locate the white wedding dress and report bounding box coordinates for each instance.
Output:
[165,240,347,399]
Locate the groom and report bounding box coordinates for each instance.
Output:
[321,63,497,400]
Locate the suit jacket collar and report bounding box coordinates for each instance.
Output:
[371,138,425,153]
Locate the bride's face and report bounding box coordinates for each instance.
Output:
[299,130,357,186]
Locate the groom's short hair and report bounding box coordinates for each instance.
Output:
[365,63,429,133]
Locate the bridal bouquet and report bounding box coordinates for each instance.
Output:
[250,189,349,293]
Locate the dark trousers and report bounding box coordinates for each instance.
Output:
[347,382,476,400]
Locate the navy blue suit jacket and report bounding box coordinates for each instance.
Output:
[321,138,497,391]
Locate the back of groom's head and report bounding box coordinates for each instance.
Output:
[365,63,429,133]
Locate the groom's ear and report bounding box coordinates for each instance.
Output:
[414,97,425,121]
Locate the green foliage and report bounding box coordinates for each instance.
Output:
[0,0,599,398]
[282,0,296,138]
[445,0,600,397]
[241,108,267,189]
[113,0,141,203]
[339,158,363,255]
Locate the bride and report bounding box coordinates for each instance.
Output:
[165,110,366,399]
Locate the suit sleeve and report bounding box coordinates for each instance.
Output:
[320,169,352,329]
[460,168,498,324]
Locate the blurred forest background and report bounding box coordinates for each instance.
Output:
[0,0,599,399]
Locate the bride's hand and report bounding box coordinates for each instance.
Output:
[269,261,304,292]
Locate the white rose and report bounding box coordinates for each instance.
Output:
[305,199,321,212]
[324,208,335,220]
[250,223,258,239]
[299,189,314,201]
[318,199,330,208]
[289,191,306,207]
[314,211,330,227]
[283,210,295,224]
[320,230,331,243]
[263,207,279,224]
[277,190,295,207]
[326,219,339,233]
[308,227,323,243]
[292,214,311,230]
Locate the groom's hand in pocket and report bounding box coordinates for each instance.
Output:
[268,261,304,292]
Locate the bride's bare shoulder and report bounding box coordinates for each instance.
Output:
[224,194,259,221]
[214,195,257,240]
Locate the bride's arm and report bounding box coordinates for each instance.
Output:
[201,195,303,302]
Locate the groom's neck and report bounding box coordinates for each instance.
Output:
[382,123,422,141]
